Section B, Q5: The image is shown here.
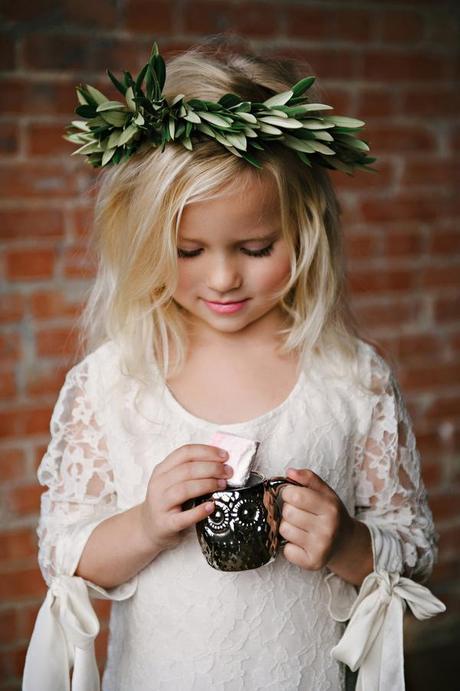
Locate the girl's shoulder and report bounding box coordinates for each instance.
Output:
[61,340,124,403]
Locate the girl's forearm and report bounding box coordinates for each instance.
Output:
[326,519,373,587]
[74,503,162,589]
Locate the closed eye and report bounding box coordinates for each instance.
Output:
[177,243,275,259]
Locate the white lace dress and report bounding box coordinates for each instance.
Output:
[23,338,445,691]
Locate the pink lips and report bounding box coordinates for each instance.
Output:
[203,299,249,314]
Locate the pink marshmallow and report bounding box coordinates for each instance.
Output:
[210,431,260,487]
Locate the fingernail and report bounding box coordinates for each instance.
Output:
[223,464,233,477]
[218,449,228,458]
[217,479,227,488]
[205,502,215,513]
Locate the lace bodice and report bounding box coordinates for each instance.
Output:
[32,338,439,691]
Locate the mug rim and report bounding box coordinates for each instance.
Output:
[222,470,265,491]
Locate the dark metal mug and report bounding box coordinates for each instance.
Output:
[194,471,303,571]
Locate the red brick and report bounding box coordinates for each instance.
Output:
[0,406,52,439]
[7,483,44,515]
[23,34,150,74]
[26,364,67,397]
[0,609,17,646]
[27,122,71,156]
[0,448,26,483]
[1,0,56,22]
[345,233,380,260]
[362,49,447,82]
[438,524,460,553]
[401,159,459,188]
[360,195,445,223]
[0,369,16,399]
[434,295,460,324]
[0,332,21,364]
[353,298,420,330]
[336,159,393,193]
[0,121,19,154]
[29,290,82,320]
[356,88,396,119]
[0,293,26,323]
[63,245,96,278]
[429,492,460,523]
[421,461,442,489]
[369,124,436,154]
[36,326,79,358]
[271,46,355,80]
[0,163,78,198]
[425,394,460,420]
[72,205,95,239]
[0,529,37,562]
[0,645,29,680]
[398,362,460,391]
[396,333,442,361]
[348,267,416,294]
[420,264,460,289]
[124,0,174,33]
[401,87,460,118]
[415,429,440,457]
[0,77,77,116]
[0,208,64,240]
[183,1,237,34]
[0,33,16,70]
[235,3,280,38]
[6,249,55,281]
[0,568,46,601]
[34,444,48,470]
[379,9,425,43]
[428,230,460,255]
[383,229,424,257]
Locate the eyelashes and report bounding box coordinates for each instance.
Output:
[177,243,275,259]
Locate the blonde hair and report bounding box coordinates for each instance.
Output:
[79,37,385,395]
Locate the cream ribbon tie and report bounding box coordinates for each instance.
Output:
[23,575,102,691]
[329,571,446,691]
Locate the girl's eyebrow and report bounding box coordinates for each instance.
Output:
[179,230,280,244]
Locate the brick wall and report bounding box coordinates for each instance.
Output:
[0,1,459,688]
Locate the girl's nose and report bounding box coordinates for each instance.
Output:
[205,255,242,293]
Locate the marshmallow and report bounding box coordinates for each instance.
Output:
[210,431,260,487]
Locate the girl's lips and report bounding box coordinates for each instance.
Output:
[203,299,249,314]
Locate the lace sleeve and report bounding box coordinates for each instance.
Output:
[36,357,122,587]
[353,349,438,582]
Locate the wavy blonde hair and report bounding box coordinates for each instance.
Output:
[80,38,383,394]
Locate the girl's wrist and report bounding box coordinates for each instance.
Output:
[326,518,373,587]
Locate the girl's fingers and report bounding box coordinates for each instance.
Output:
[171,501,216,532]
[163,460,232,491]
[281,485,324,515]
[281,503,316,532]
[163,478,225,510]
[154,444,228,476]
[279,519,309,551]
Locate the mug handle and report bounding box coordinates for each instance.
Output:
[266,476,304,547]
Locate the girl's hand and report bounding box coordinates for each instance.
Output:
[279,468,358,575]
[140,444,233,554]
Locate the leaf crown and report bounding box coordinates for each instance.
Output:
[64,41,378,175]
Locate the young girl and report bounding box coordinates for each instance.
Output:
[23,38,445,691]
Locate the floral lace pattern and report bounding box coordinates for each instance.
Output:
[35,339,437,690]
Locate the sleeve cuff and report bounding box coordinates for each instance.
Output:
[325,570,446,691]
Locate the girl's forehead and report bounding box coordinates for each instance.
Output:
[179,174,281,238]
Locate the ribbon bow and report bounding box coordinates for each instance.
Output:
[329,571,446,691]
[23,575,100,691]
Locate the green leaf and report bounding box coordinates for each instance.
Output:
[152,53,166,92]
[183,110,202,124]
[72,140,104,155]
[182,136,193,151]
[107,130,123,148]
[225,132,247,151]
[125,87,136,112]
[301,119,335,130]
[196,123,215,137]
[107,69,127,96]
[171,93,185,106]
[291,76,316,98]
[96,100,127,112]
[218,93,243,109]
[235,111,257,125]
[241,151,263,168]
[259,116,303,129]
[259,123,283,136]
[100,111,128,127]
[168,116,175,140]
[101,147,117,166]
[263,90,293,107]
[323,115,365,129]
[76,88,89,106]
[134,112,145,126]
[86,84,109,105]
[135,63,148,91]
[197,112,232,128]
[118,124,138,146]
[282,135,316,153]
[75,105,97,118]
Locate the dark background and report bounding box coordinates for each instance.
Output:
[0,1,459,688]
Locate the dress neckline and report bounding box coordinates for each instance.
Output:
[162,367,306,429]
